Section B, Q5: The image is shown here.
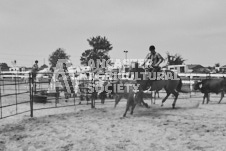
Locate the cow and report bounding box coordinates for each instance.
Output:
[122,86,140,117]
[193,78,226,104]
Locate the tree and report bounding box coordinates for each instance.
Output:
[49,48,70,68]
[80,36,113,69]
[0,63,10,71]
[213,63,220,73]
[166,52,186,65]
[215,63,220,67]
[39,64,48,70]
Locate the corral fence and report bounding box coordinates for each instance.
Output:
[0,72,31,119]
[1,71,226,119]
[0,72,112,119]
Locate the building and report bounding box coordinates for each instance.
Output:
[167,64,205,73]
[9,66,26,72]
[219,65,226,73]
[167,65,188,73]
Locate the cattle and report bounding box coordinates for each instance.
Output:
[122,86,139,117]
[121,84,153,117]
[193,78,226,104]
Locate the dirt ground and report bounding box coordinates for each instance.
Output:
[1,95,226,151]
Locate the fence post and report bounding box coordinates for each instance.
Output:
[29,73,33,117]
[14,75,18,114]
[189,75,192,98]
[73,73,76,105]
[0,68,2,119]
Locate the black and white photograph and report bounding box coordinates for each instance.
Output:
[1,0,226,150]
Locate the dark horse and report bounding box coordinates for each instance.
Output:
[118,62,186,117]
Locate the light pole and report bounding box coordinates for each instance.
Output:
[123,50,128,60]
[123,50,128,72]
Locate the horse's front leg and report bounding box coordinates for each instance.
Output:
[172,90,179,109]
[161,92,171,107]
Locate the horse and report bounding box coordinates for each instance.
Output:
[120,62,186,117]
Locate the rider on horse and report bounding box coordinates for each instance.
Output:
[143,45,164,73]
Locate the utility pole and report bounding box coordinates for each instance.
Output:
[123,50,128,72]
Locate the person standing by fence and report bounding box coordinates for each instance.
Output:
[32,60,39,80]
[31,60,39,93]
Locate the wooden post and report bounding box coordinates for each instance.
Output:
[14,75,18,114]
[0,67,2,119]
[189,75,192,98]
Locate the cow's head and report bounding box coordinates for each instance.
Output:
[193,80,202,90]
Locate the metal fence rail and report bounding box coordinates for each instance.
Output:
[0,73,31,119]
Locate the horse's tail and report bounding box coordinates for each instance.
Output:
[177,78,190,93]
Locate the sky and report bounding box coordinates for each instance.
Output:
[0,0,226,68]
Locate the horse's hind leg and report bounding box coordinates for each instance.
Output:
[153,91,156,104]
[172,90,179,109]
[123,101,131,117]
[218,92,224,104]
[161,92,171,107]
[153,91,159,104]
[157,91,160,98]
[151,91,156,104]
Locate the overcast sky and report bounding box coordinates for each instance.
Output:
[0,0,226,67]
